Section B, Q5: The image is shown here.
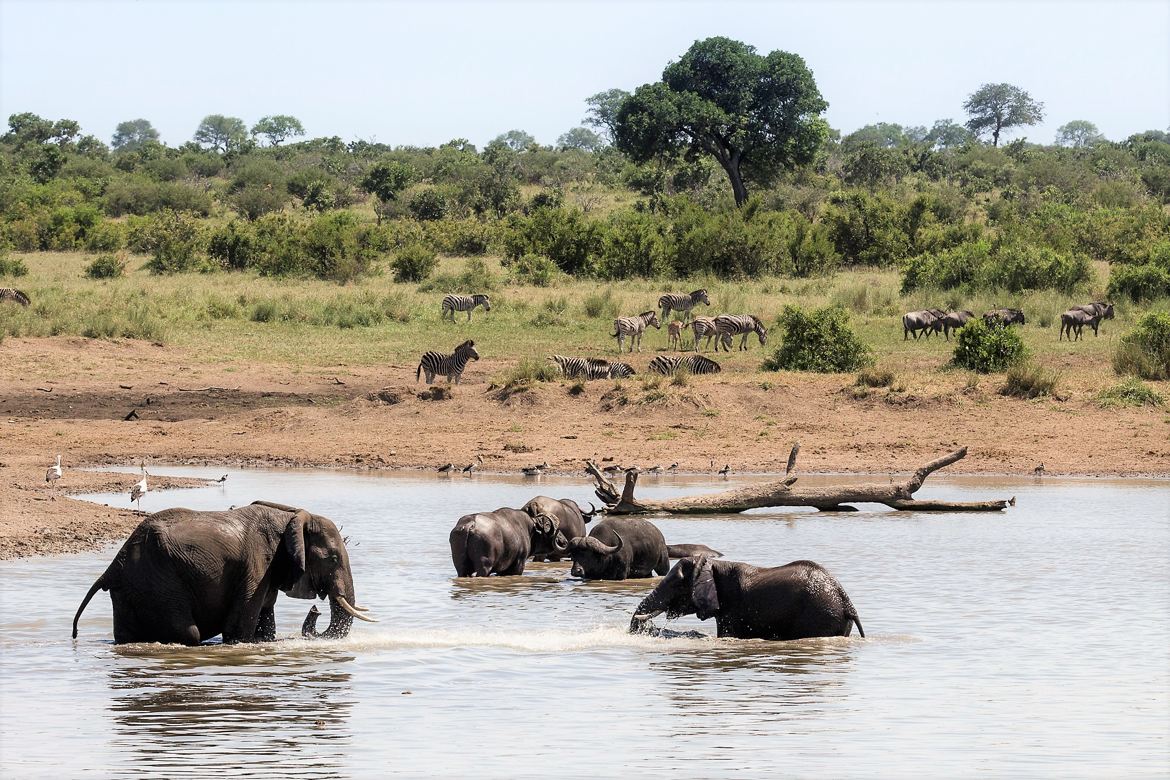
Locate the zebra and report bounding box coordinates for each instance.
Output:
[658,289,710,324]
[416,339,479,384]
[0,288,30,307]
[550,355,611,380]
[648,355,722,376]
[714,314,767,352]
[612,311,660,353]
[441,293,491,322]
[690,316,717,351]
[607,361,636,379]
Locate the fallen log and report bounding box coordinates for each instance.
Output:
[586,445,1013,515]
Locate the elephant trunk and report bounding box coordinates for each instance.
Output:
[629,590,666,633]
[307,569,377,639]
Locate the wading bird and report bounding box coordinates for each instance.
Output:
[437,463,454,473]
[522,462,548,476]
[215,474,228,483]
[130,467,149,509]
[1033,463,1045,477]
[45,455,63,488]
[718,464,730,476]
[667,463,679,472]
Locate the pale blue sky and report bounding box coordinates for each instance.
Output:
[1,0,1167,148]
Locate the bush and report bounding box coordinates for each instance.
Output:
[502,356,559,387]
[424,218,495,255]
[855,368,895,388]
[597,210,668,279]
[501,207,600,275]
[302,212,379,283]
[136,210,207,274]
[951,319,1029,373]
[510,253,561,287]
[103,178,213,217]
[392,243,438,283]
[84,220,126,252]
[207,220,258,270]
[1112,311,1170,380]
[763,305,872,373]
[0,254,29,277]
[1107,263,1170,302]
[407,187,449,221]
[1097,377,1165,408]
[582,288,619,319]
[85,252,126,279]
[901,240,1091,294]
[1000,362,1061,399]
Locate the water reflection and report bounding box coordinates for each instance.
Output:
[106,650,354,778]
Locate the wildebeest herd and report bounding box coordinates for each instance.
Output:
[902,301,1114,342]
[73,490,865,645]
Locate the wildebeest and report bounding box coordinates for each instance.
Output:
[902,310,942,340]
[1059,306,1111,341]
[983,308,1026,327]
[937,310,974,341]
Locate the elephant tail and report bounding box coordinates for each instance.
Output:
[72,574,107,639]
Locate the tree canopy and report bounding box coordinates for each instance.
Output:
[194,114,248,153]
[491,129,536,152]
[557,126,604,152]
[111,119,159,152]
[1056,120,1105,149]
[252,115,305,146]
[584,89,630,141]
[614,37,829,206]
[963,83,1044,147]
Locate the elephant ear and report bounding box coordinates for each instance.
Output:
[691,556,720,620]
[282,510,312,582]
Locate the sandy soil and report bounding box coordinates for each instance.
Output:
[2,336,1166,559]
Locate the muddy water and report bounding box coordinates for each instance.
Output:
[1,470,1167,778]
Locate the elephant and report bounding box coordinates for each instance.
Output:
[567,517,723,580]
[522,495,597,562]
[449,507,569,576]
[72,501,375,645]
[629,556,864,640]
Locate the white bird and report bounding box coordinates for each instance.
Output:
[130,468,149,509]
[45,454,63,488]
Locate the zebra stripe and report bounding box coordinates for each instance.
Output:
[607,361,636,379]
[612,311,660,353]
[550,355,611,380]
[690,316,717,351]
[657,289,710,323]
[417,339,480,384]
[648,355,722,376]
[714,314,767,352]
[441,293,491,322]
[0,288,30,307]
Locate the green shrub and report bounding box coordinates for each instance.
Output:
[0,255,29,277]
[85,252,126,279]
[1097,377,1165,408]
[207,220,259,270]
[103,178,213,217]
[302,211,379,283]
[501,207,600,275]
[1107,263,1170,302]
[1000,362,1061,399]
[502,356,559,387]
[597,210,668,279]
[582,288,619,318]
[424,218,495,255]
[510,253,561,287]
[138,209,207,274]
[392,243,438,283]
[1112,311,1170,380]
[84,220,126,252]
[952,319,1029,373]
[407,187,449,221]
[763,305,872,373]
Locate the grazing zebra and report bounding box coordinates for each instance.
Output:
[550,355,611,380]
[648,354,722,376]
[690,316,717,351]
[714,314,767,352]
[0,288,30,306]
[612,311,660,353]
[416,339,480,384]
[441,293,491,322]
[658,289,710,324]
[667,321,685,350]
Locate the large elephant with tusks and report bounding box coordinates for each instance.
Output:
[630,556,864,640]
[72,501,375,645]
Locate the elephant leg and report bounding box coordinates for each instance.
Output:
[255,604,277,642]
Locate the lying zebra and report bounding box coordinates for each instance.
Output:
[441,293,491,322]
[658,289,710,324]
[690,316,717,351]
[714,314,767,352]
[612,311,660,353]
[417,339,479,384]
[0,288,30,307]
[549,355,636,380]
[648,354,722,376]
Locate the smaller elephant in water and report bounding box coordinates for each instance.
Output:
[630,557,863,640]
[450,508,568,576]
[522,496,597,562]
[568,517,722,580]
[72,501,374,645]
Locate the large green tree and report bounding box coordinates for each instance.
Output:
[583,88,630,141]
[1055,120,1104,149]
[557,126,604,152]
[193,114,248,153]
[963,83,1044,147]
[112,119,159,151]
[251,115,305,146]
[614,37,828,206]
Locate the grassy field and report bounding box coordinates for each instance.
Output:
[0,251,1159,383]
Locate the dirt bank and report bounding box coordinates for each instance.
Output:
[2,336,1166,559]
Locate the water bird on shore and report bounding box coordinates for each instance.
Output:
[522,462,548,476]
[667,463,679,472]
[646,465,663,474]
[215,474,228,483]
[462,462,476,474]
[437,463,454,473]
[130,468,149,508]
[123,409,139,421]
[1033,463,1045,477]
[718,464,731,476]
[45,455,63,487]
[602,464,624,475]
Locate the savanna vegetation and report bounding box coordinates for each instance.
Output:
[1,36,1167,387]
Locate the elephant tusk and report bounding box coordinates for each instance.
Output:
[350,603,370,612]
[633,612,661,621]
[337,596,378,623]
